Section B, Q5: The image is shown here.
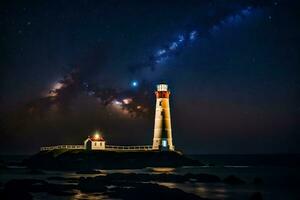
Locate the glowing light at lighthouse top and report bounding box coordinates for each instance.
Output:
[157,84,168,91]
[156,83,170,98]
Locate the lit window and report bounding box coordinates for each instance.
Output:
[162,140,167,147]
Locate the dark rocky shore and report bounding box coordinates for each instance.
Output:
[0,172,262,200]
[1,152,265,200]
[0,177,208,200]
[24,149,203,170]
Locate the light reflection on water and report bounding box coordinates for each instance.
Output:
[149,167,176,173]
[100,168,145,174]
[100,167,176,174]
[158,182,229,199]
[72,190,109,200]
[33,190,110,200]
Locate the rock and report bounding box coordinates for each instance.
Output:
[1,179,42,200]
[47,176,79,182]
[0,160,7,169]
[107,182,210,200]
[47,176,67,181]
[253,177,263,185]
[0,166,7,170]
[107,173,187,183]
[3,179,77,197]
[90,173,221,184]
[7,161,25,167]
[76,169,102,174]
[185,173,221,182]
[0,189,33,200]
[27,169,45,175]
[4,179,48,192]
[249,192,263,200]
[78,177,107,192]
[48,190,76,196]
[0,165,7,169]
[46,183,77,196]
[76,172,221,195]
[223,175,245,185]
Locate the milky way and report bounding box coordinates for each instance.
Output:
[128,5,261,75]
[27,2,275,118]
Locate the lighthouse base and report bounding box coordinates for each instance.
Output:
[152,137,175,151]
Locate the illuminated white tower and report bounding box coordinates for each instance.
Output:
[152,83,174,151]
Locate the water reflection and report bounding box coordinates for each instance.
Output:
[100,168,145,174]
[149,167,175,173]
[158,182,229,199]
[72,190,109,200]
[100,167,176,174]
[195,183,228,199]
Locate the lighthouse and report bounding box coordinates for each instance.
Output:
[152,83,174,151]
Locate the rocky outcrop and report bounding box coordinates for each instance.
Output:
[0,177,213,200]
[0,179,77,199]
[107,182,209,200]
[24,150,203,170]
[253,177,263,185]
[223,175,245,185]
[249,192,263,200]
[78,176,213,199]
[76,172,221,186]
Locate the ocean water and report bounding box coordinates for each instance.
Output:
[0,154,299,200]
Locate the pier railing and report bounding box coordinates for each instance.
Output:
[40,145,84,151]
[105,145,153,151]
[40,144,153,151]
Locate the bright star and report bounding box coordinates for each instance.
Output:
[131,81,138,87]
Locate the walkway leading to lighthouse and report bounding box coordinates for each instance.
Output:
[105,145,152,151]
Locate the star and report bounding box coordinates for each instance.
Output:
[131,81,138,87]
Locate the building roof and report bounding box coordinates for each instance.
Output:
[88,135,105,141]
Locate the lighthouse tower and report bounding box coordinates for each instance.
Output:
[152,83,174,151]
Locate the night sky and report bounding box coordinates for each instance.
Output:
[1,0,299,154]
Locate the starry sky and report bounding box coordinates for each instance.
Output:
[0,0,299,154]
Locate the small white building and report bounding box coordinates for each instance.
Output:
[84,134,106,150]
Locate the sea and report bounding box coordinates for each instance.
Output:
[0,154,299,200]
